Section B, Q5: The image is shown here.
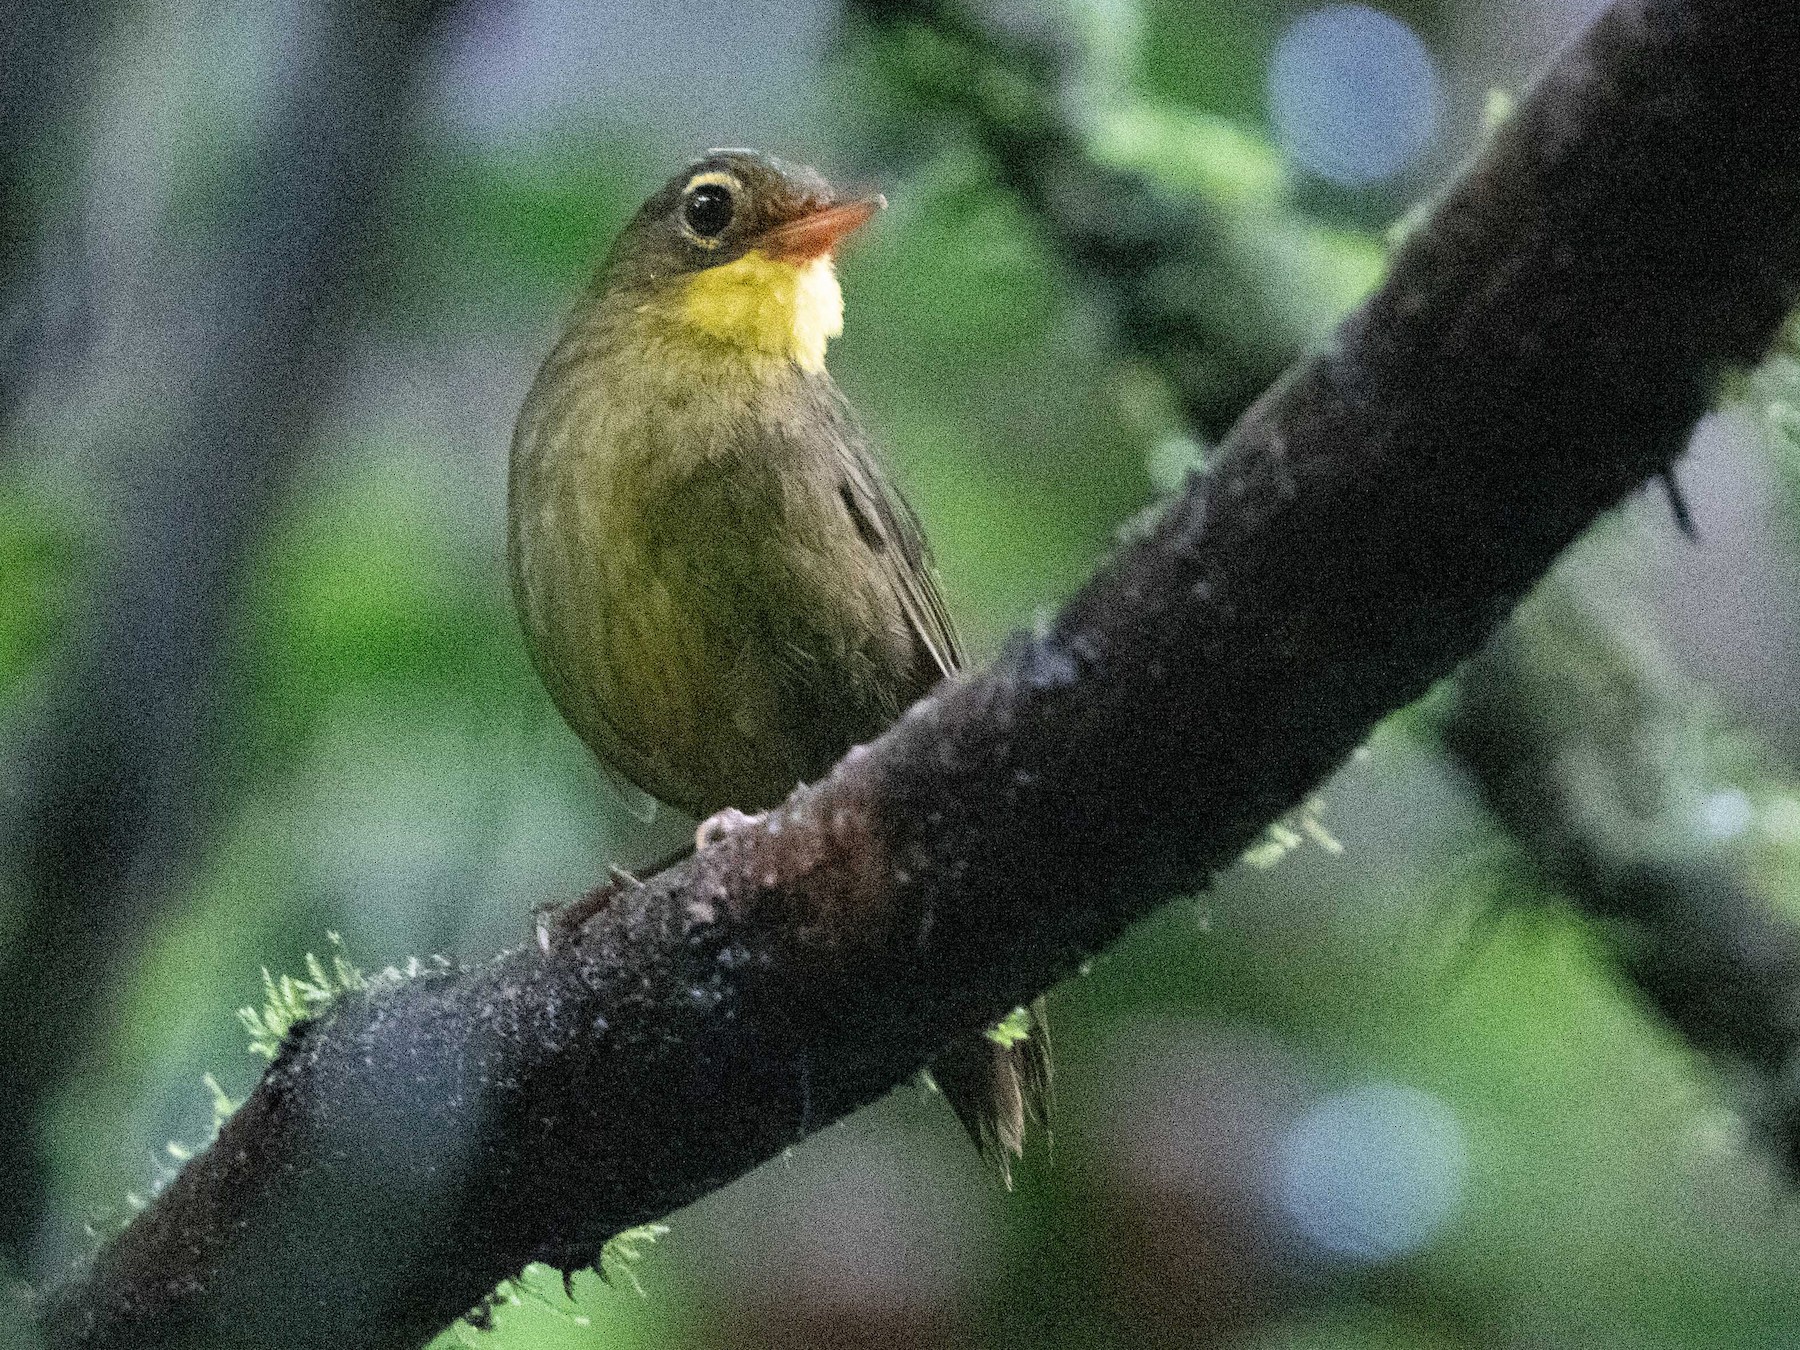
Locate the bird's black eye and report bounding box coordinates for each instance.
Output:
[683,183,735,240]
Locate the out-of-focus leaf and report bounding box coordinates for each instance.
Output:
[0,475,82,704]
[389,139,658,322]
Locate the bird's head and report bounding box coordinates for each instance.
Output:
[599,149,884,374]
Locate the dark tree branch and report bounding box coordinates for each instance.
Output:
[37,0,1800,1345]
[868,0,1800,1175]
[0,0,461,1266]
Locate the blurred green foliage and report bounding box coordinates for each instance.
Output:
[0,475,79,709]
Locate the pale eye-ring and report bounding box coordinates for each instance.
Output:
[683,182,735,240]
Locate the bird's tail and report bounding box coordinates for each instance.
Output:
[928,999,1051,1188]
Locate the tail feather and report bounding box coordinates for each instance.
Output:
[929,999,1051,1187]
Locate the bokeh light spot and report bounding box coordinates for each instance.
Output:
[1699,787,1753,841]
[1272,1080,1468,1264]
[1267,5,1443,185]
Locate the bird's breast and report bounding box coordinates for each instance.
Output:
[509,350,910,814]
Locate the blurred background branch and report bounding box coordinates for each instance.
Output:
[0,0,463,1270]
[1441,566,1800,1173]
[0,0,118,451]
[845,0,1375,441]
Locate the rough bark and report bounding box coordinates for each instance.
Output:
[38,0,1800,1345]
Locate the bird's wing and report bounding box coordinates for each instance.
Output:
[829,408,965,681]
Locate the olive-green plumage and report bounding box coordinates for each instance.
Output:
[507,149,1047,1177]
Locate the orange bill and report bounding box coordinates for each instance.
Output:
[761,195,886,261]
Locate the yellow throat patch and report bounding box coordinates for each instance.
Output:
[678,250,844,373]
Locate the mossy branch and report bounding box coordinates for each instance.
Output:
[38,0,1800,1346]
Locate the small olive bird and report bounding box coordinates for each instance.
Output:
[507,149,1048,1177]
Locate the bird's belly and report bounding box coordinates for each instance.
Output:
[615,550,898,815]
[537,476,904,818]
